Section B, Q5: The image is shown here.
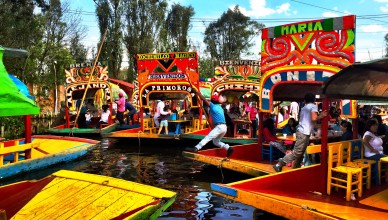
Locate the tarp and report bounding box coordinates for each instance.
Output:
[8,74,35,100]
[0,46,40,116]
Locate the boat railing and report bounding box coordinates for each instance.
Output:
[0,141,41,165]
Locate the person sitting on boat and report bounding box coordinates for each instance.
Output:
[85,109,92,127]
[340,120,353,141]
[77,104,87,128]
[96,105,110,128]
[283,118,298,136]
[154,96,167,127]
[115,92,126,126]
[185,90,234,158]
[263,118,286,154]
[363,119,387,163]
[86,99,97,116]
[158,106,172,135]
[125,101,137,125]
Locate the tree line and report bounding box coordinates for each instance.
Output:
[0,0,264,93]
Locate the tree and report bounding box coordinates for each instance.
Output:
[94,0,124,79]
[198,56,215,78]
[385,33,388,57]
[69,32,88,63]
[159,4,195,52]
[203,5,264,60]
[122,0,167,82]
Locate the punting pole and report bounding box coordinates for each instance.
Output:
[73,27,108,130]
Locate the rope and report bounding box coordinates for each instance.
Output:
[217,157,229,183]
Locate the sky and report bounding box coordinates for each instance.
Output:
[71,0,388,63]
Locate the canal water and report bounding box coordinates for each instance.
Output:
[2,137,285,220]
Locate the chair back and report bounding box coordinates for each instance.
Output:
[350,139,363,160]
[328,142,343,169]
[143,118,151,129]
[193,119,200,131]
[340,141,353,164]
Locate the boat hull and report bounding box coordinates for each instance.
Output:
[48,123,117,136]
[180,128,258,145]
[0,135,99,179]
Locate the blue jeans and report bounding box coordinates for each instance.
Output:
[366,154,388,163]
[195,124,230,150]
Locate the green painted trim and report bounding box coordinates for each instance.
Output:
[149,196,177,220]
[323,18,333,31]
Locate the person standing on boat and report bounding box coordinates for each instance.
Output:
[115,92,125,125]
[290,101,299,121]
[185,89,234,158]
[273,93,327,172]
[154,96,167,127]
[125,101,137,125]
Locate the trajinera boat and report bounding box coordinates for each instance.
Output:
[0,46,100,179]
[183,15,358,177]
[207,15,388,219]
[180,59,261,145]
[0,170,176,219]
[106,52,204,142]
[48,61,134,136]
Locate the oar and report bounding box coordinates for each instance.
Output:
[72,27,108,134]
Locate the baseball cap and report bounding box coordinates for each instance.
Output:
[211,95,219,101]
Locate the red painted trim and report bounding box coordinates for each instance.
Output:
[258,112,264,160]
[343,15,356,29]
[65,107,70,128]
[24,115,32,143]
[261,28,268,39]
[0,177,54,218]
[320,98,330,193]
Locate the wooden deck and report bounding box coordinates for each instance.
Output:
[183,144,290,176]
[4,170,176,219]
[212,165,388,220]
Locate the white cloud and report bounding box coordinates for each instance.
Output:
[232,0,291,17]
[359,24,388,33]
[380,4,388,12]
[374,0,388,2]
[322,12,339,17]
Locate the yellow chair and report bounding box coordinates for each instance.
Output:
[142,118,156,134]
[341,141,371,189]
[349,139,378,185]
[327,143,363,201]
[185,119,201,133]
[378,157,388,184]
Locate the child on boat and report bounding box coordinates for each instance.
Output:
[158,106,171,135]
[85,109,92,127]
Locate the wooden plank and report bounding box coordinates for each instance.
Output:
[91,192,155,219]
[12,179,90,219]
[66,188,130,219]
[359,189,388,211]
[27,184,110,219]
[52,170,176,198]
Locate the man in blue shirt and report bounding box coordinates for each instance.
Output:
[185,88,234,158]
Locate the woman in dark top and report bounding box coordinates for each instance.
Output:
[340,120,353,141]
[282,118,297,136]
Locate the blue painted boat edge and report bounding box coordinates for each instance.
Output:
[211,183,237,197]
[0,144,96,179]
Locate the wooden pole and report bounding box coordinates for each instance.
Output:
[73,27,109,129]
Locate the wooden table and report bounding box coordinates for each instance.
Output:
[233,119,252,138]
[168,120,191,134]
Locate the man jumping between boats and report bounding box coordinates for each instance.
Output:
[185,88,234,158]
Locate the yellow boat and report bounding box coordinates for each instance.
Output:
[0,170,176,219]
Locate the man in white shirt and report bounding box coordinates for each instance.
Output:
[273,93,327,172]
[154,96,167,127]
[290,101,299,121]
